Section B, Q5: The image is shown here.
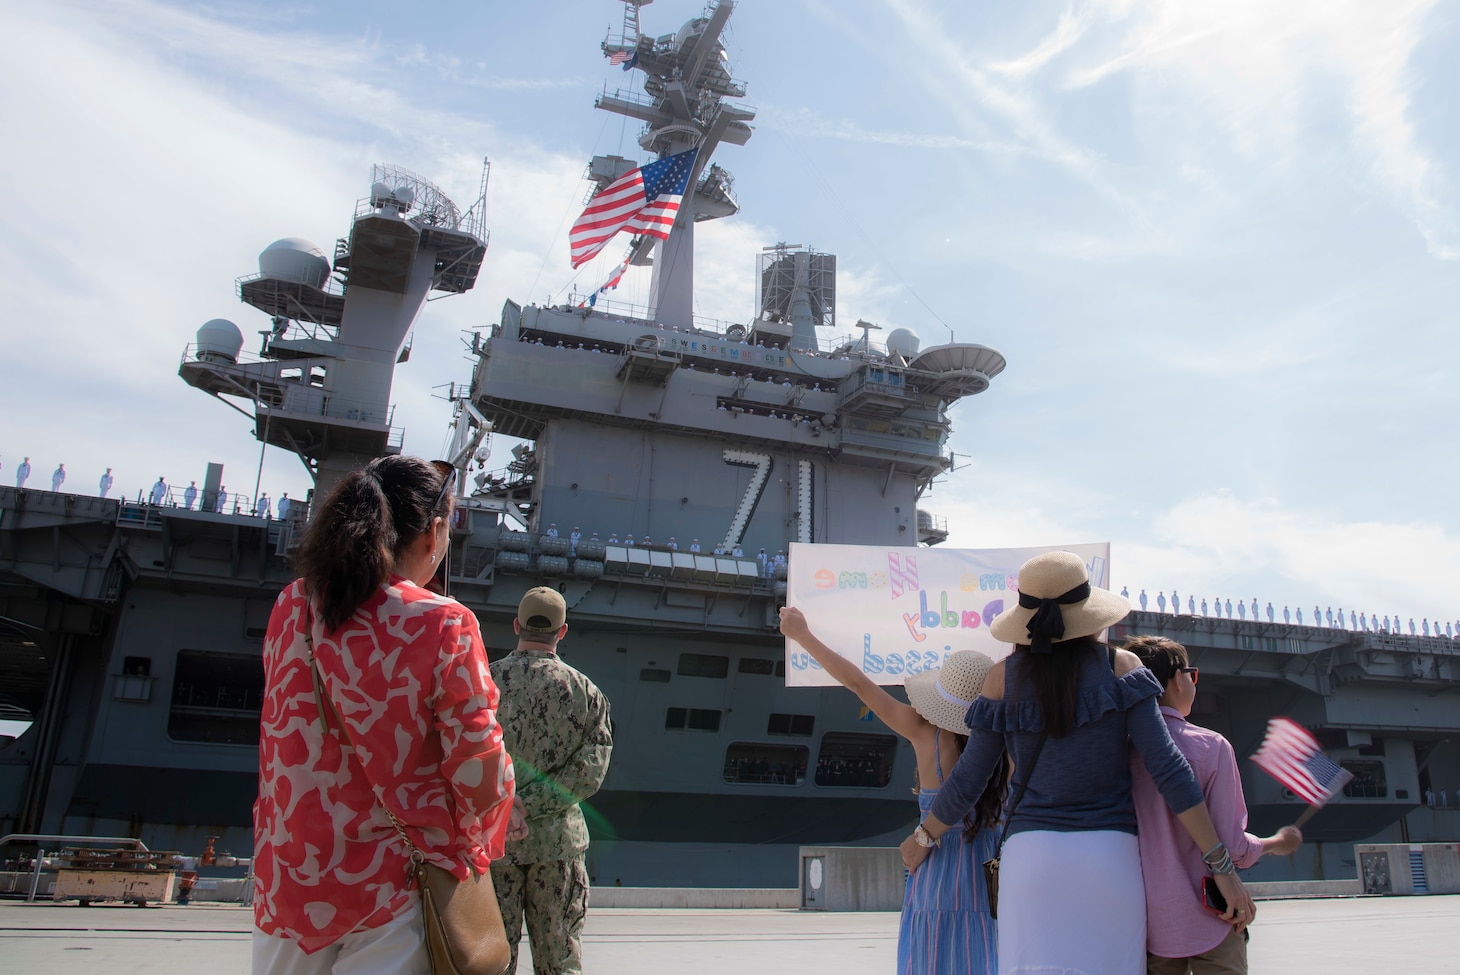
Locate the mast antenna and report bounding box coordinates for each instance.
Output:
[620,0,650,46]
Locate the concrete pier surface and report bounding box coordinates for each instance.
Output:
[2,895,1458,973]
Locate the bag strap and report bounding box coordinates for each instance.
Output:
[304,604,425,868]
[993,728,1049,854]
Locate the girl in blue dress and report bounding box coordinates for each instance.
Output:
[780,608,1004,974]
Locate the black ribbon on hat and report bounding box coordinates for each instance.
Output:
[1018,582,1091,653]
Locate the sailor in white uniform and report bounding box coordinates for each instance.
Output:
[99,468,114,497]
[150,477,168,505]
[277,494,291,519]
[14,457,30,488]
[183,482,198,510]
[52,464,66,492]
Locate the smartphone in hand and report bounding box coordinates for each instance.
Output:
[1202,876,1229,915]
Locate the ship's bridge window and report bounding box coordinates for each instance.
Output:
[1341,760,1387,798]
[738,657,786,677]
[678,653,729,678]
[168,649,264,746]
[723,742,808,785]
[665,707,722,732]
[767,713,814,736]
[814,732,897,788]
[639,668,672,683]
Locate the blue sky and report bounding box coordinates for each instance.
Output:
[2,0,1458,629]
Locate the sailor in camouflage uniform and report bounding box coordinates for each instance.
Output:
[490,586,613,975]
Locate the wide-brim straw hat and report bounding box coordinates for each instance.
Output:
[905,650,995,733]
[989,550,1129,649]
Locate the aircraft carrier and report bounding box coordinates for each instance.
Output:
[1,0,1456,889]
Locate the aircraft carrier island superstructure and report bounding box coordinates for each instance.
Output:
[2,0,1457,890]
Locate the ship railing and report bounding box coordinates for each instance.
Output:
[561,293,743,338]
[180,344,340,388]
[120,495,242,519]
[823,332,895,357]
[257,390,397,429]
[235,268,348,297]
[120,488,285,519]
[597,86,657,113]
[179,341,286,370]
[350,195,480,239]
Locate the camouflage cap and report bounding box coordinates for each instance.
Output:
[518,586,566,633]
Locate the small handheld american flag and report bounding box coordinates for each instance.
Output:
[1252,717,1353,815]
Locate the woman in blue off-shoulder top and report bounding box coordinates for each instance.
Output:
[900,552,1255,975]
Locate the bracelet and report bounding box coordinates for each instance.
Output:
[1202,842,1236,875]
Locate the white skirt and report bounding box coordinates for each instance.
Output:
[996,830,1146,975]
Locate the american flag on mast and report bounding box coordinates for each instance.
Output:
[569,148,699,268]
[1251,717,1354,805]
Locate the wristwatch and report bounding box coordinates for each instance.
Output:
[912,824,940,848]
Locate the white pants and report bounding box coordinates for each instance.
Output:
[253,896,429,975]
[997,830,1146,975]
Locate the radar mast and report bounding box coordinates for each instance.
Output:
[594,0,754,326]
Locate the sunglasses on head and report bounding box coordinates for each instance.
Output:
[429,460,456,513]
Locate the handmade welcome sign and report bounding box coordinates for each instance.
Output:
[784,541,1113,687]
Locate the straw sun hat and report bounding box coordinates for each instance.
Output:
[988,551,1129,651]
[905,650,996,733]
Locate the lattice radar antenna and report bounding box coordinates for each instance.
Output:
[368,164,463,231]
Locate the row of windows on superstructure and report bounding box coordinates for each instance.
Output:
[719,733,898,788]
[641,652,783,683]
[662,709,895,786]
[665,708,814,737]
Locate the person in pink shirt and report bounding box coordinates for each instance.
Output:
[1128,635,1303,974]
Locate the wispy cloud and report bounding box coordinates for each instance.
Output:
[1062,0,1457,260]
[987,9,1088,78]
[758,104,1040,155]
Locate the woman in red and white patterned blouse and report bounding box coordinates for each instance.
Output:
[253,456,515,974]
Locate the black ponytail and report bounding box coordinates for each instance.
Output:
[294,455,451,631]
[1014,636,1100,738]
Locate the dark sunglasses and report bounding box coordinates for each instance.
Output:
[1177,666,1199,684]
[429,460,456,513]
